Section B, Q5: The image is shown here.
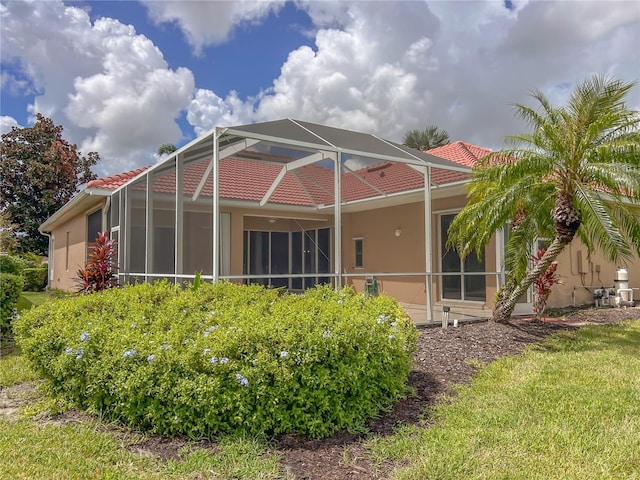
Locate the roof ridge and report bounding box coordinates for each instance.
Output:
[87,166,149,189]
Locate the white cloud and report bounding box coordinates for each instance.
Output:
[242,0,638,149]
[2,0,638,178]
[142,0,285,54]
[249,1,442,139]
[1,1,195,175]
[0,116,20,135]
[187,88,256,135]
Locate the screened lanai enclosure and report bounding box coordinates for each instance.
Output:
[108,119,474,320]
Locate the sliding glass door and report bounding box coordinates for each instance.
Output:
[440,213,486,302]
[244,227,331,289]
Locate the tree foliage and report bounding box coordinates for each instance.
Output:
[402,125,450,151]
[447,74,640,322]
[0,211,19,254]
[0,114,98,254]
[157,143,177,156]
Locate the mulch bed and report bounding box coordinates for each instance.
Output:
[275,306,640,480]
[4,306,638,479]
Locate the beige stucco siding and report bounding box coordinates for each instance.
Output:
[49,201,107,291]
[47,196,640,312]
[341,195,497,307]
[547,239,640,307]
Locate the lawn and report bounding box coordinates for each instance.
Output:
[16,290,61,313]
[368,320,640,479]
[2,318,639,479]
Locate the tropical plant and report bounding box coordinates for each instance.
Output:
[447,74,640,323]
[157,143,177,156]
[402,125,450,151]
[76,231,118,293]
[531,249,559,322]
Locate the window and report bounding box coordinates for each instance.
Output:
[354,238,364,269]
[87,209,102,243]
[65,231,70,271]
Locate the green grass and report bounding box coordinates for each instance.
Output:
[0,419,281,480]
[3,290,54,377]
[368,320,640,480]
[0,347,39,386]
[16,291,55,313]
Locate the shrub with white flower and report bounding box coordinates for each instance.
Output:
[15,281,417,440]
[235,373,249,387]
[123,349,137,359]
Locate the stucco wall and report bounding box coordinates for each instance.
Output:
[341,195,497,308]
[48,202,106,291]
[547,240,640,308]
[48,196,639,311]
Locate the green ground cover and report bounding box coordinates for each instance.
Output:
[0,419,280,480]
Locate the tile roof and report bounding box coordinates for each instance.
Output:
[426,141,492,167]
[87,167,148,189]
[86,141,488,206]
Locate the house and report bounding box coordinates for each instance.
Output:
[40,119,639,322]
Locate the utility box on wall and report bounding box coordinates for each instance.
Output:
[576,250,588,274]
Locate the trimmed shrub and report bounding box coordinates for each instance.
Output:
[1,273,23,336]
[23,267,48,292]
[16,282,417,439]
[0,254,25,276]
[20,252,43,268]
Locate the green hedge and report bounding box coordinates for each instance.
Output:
[0,255,25,276]
[22,267,47,292]
[1,273,24,335]
[16,281,417,439]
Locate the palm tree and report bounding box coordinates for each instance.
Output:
[447,74,640,323]
[157,144,177,156]
[402,125,450,151]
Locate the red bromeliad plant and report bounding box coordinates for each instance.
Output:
[531,248,559,321]
[76,231,118,293]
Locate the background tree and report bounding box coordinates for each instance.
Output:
[447,74,640,323]
[0,114,98,254]
[402,125,450,151]
[0,211,19,254]
[157,143,177,156]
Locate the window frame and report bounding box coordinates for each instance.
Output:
[353,237,364,269]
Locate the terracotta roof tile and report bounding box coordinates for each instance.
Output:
[426,141,491,167]
[86,141,488,206]
[87,167,149,189]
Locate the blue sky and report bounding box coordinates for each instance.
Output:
[1,1,639,176]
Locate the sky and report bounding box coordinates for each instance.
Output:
[1,0,639,177]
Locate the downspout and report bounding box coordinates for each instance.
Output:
[41,231,53,290]
[102,195,111,233]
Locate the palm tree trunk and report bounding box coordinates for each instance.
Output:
[492,237,570,323]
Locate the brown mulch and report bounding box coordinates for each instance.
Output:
[275,306,640,480]
[2,306,638,479]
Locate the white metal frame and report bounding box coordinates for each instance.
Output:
[107,119,471,322]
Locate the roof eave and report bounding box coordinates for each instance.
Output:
[39,188,112,233]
